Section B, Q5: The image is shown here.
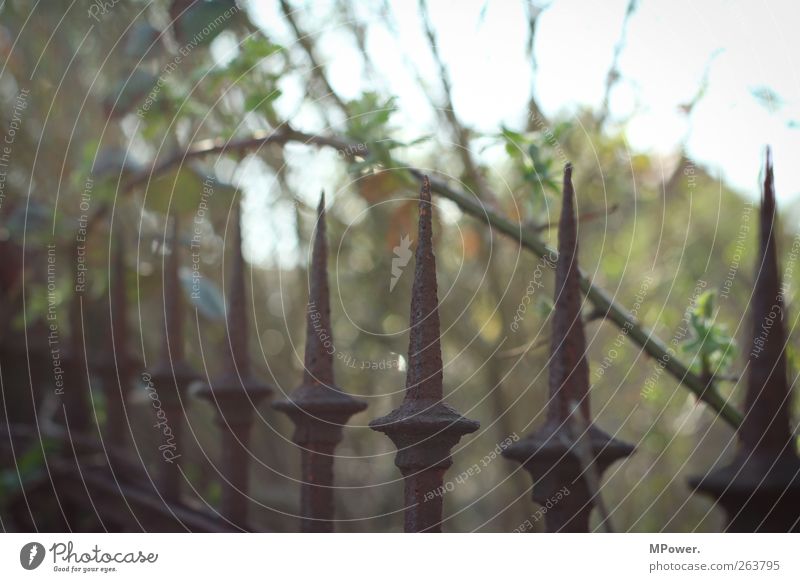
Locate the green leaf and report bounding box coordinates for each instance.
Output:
[346,92,398,142]
[173,0,239,47]
[681,288,736,376]
[535,295,553,318]
[104,68,159,118]
[695,289,715,319]
[143,166,209,214]
[244,89,282,114]
[179,266,226,321]
[125,22,162,59]
[0,439,57,504]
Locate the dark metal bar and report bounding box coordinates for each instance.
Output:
[194,201,272,528]
[503,164,633,532]
[370,176,479,533]
[273,192,366,532]
[96,236,136,449]
[148,215,197,502]
[689,150,800,532]
[61,245,92,434]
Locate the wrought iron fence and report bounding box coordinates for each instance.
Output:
[1,152,798,533]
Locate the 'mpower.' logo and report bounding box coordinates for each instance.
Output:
[20,542,46,570]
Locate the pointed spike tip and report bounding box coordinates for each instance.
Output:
[417,175,433,252]
[317,190,326,216]
[420,175,431,203]
[561,163,576,226]
[303,188,334,386]
[549,161,591,421]
[763,147,774,208]
[563,161,574,191]
[404,174,442,401]
[737,145,794,456]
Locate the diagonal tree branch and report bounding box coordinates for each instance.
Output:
[119,127,744,430]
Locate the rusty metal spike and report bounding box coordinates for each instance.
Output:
[227,200,250,376]
[503,164,633,532]
[273,191,366,532]
[741,148,793,454]
[302,191,334,387]
[689,149,800,532]
[192,195,272,528]
[549,163,590,422]
[405,175,443,402]
[369,176,479,533]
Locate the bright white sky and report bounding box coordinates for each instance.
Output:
[238,0,800,265]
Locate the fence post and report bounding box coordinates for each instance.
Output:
[147,216,197,502]
[96,237,136,449]
[194,202,272,528]
[370,176,479,533]
[503,164,634,532]
[273,193,366,532]
[689,151,800,532]
[61,247,91,434]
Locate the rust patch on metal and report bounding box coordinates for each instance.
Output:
[690,149,800,532]
[370,176,479,533]
[273,192,366,532]
[503,165,633,532]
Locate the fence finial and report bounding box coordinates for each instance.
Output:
[302,191,335,386]
[194,199,272,528]
[370,175,479,533]
[273,191,366,532]
[503,164,633,532]
[548,162,591,422]
[690,149,800,532]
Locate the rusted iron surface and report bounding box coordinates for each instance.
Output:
[273,193,366,532]
[370,176,479,533]
[194,203,272,528]
[503,164,633,532]
[690,151,800,532]
[148,216,197,502]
